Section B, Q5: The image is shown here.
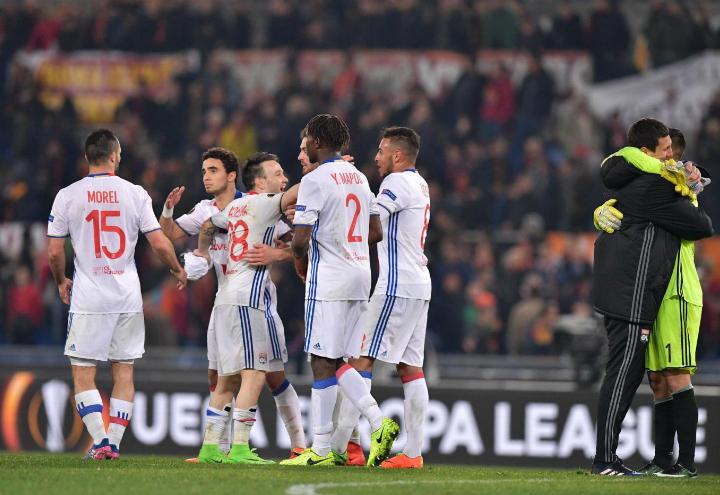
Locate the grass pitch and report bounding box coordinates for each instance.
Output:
[1,453,719,495]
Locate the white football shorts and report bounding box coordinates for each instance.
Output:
[64,312,145,362]
[208,300,287,372]
[360,294,428,367]
[303,299,368,359]
[208,304,270,375]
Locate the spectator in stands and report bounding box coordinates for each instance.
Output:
[587,0,631,81]
[6,265,43,344]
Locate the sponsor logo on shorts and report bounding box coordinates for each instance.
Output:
[313,342,322,351]
[67,344,76,352]
[259,353,267,364]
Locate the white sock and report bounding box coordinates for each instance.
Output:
[273,379,306,449]
[108,398,133,449]
[75,390,107,445]
[336,365,383,432]
[203,406,229,445]
[402,373,428,458]
[311,377,338,457]
[331,371,371,453]
[233,407,257,446]
[219,402,233,453]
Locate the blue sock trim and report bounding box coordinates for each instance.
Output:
[93,438,110,449]
[312,377,338,389]
[77,404,103,418]
[358,371,373,379]
[272,379,291,396]
[206,407,224,417]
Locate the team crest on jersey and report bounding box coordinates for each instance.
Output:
[381,189,397,201]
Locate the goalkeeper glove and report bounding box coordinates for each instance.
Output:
[594,198,623,234]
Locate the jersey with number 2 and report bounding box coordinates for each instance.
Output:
[293,159,378,301]
[47,173,161,314]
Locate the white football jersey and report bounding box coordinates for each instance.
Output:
[374,169,431,300]
[175,191,243,282]
[47,173,161,313]
[211,193,284,309]
[293,158,379,301]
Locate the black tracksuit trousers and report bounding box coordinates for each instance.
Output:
[594,316,650,464]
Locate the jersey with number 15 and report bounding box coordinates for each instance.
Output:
[47,173,161,314]
[293,158,379,301]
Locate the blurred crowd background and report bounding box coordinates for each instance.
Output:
[1,0,719,363]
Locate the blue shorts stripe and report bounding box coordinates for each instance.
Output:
[370,295,396,357]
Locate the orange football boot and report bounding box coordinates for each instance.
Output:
[288,447,305,459]
[380,454,423,469]
[346,441,366,466]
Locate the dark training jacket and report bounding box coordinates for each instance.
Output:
[592,155,713,325]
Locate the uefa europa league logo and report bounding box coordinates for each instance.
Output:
[41,380,71,452]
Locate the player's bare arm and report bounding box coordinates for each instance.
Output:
[158,186,188,241]
[194,218,218,261]
[280,183,300,213]
[47,237,72,305]
[369,214,383,244]
[145,230,187,289]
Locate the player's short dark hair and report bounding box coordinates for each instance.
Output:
[202,147,239,181]
[669,128,686,159]
[382,126,421,161]
[84,129,119,165]
[305,113,350,151]
[627,118,670,150]
[243,152,279,190]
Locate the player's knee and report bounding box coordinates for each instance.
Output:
[349,356,374,372]
[207,369,218,389]
[310,355,336,379]
[663,370,692,393]
[397,362,422,377]
[647,371,668,397]
[265,370,286,390]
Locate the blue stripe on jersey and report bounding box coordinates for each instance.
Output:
[386,212,399,297]
[358,370,373,379]
[369,295,396,358]
[308,221,320,301]
[312,376,338,389]
[77,404,103,417]
[264,288,281,360]
[249,226,275,308]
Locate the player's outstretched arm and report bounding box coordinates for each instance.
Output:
[158,186,188,241]
[244,242,293,266]
[145,230,187,290]
[47,237,72,304]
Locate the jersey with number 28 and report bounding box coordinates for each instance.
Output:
[293,158,379,301]
[47,173,161,314]
[211,193,284,309]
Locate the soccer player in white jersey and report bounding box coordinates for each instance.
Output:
[281,114,400,467]
[332,127,431,469]
[159,148,306,460]
[192,173,299,464]
[47,129,187,460]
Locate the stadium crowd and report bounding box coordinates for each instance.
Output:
[0,0,719,361]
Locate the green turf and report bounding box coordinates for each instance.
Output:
[0,453,718,495]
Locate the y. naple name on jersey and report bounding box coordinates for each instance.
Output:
[87,190,119,203]
[330,171,363,185]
